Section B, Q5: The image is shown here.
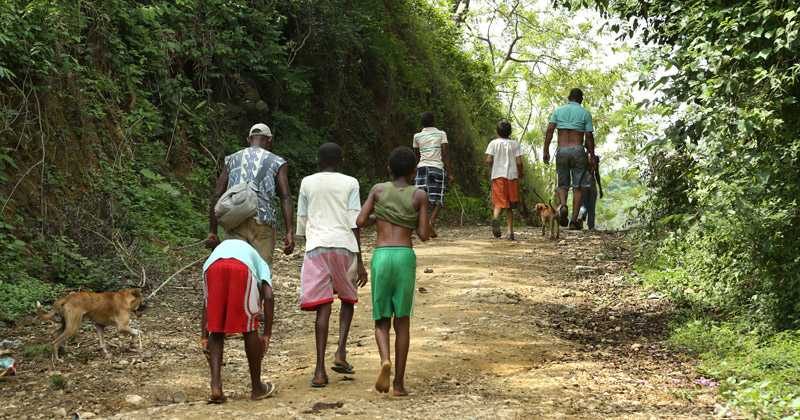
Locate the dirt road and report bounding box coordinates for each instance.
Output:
[2,227,717,419]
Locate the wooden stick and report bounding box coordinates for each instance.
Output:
[147,257,204,300]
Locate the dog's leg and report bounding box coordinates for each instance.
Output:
[116,317,143,351]
[541,220,546,236]
[554,220,559,239]
[95,325,111,358]
[52,311,82,363]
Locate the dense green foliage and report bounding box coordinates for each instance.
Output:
[585,0,800,415]
[609,0,800,328]
[0,0,500,321]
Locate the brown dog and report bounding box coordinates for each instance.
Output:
[535,203,559,240]
[37,288,144,362]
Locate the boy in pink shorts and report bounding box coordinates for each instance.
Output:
[297,143,368,387]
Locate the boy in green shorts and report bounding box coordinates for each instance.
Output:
[357,146,431,396]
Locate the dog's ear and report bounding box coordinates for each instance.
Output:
[130,288,142,298]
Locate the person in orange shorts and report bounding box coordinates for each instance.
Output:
[485,120,524,240]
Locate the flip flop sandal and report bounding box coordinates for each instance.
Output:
[491,219,502,238]
[310,379,328,388]
[331,361,355,374]
[252,382,277,399]
[207,394,227,404]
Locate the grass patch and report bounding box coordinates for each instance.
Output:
[669,319,800,417]
[49,374,67,390]
[22,344,50,359]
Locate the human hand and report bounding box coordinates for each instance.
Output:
[283,235,295,255]
[260,334,270,357]
[205,233,220,249]
[355,262,368,288]
[201,337,210,363]
[542,151,550,165]
[587,155,597,171]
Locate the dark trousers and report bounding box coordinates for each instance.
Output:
[583,186,597,229]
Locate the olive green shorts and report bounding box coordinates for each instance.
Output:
[370,247,416,320]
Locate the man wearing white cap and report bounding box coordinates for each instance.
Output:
[207,123,295,264]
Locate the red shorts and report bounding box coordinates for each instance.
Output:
[204,258,262,333]
[491,178,519,209]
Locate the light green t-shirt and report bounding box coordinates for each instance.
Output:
[202,239,272,286]
[549,101,594,132]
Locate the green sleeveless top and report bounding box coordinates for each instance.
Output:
[374,182,418,230]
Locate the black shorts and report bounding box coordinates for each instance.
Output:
[414,166,447,206]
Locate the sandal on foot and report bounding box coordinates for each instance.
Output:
[568,219,583,231]
[207,394,227,404]
[310,377,328,388]
[331,361,355,374]
[252,382,277,399]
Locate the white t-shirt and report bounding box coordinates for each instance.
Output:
[413,127,448,169]
[296,172,361,253]
[485,138,523,180]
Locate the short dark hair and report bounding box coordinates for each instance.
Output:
[568,88,584,103]
[496,120,512,138]
[420,111,435,127]
[388,146,417,178]
[318,142,343,166]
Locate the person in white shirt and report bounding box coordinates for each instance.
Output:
[296,143,368,388]
[485,120,524,240]
[413,112,452,238]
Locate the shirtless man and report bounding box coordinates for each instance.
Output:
[543,88,596,230]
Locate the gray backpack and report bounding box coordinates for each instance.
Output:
[214,182,258,231]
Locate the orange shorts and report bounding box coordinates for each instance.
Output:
[491,178,519,209]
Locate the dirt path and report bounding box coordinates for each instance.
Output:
[2,227,717,419]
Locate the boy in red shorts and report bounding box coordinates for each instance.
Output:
[485,120,524,240]
[357,146,430,396]
[297,143,368,387]
[201,239,275,403]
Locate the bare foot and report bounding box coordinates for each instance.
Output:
[392,385,409,397]
[375,361,391,393]
[251,382,276,400]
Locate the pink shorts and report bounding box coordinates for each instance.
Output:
[299,248,358,310]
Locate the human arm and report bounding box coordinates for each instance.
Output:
[585,132,596,170]
[352,228,368,287]
[414,190,431,241]
[584,111,596,168]
[347,184,368,287]
[442,143,454,183]
[544,122,556,164]
[296,182,307,238]
[260,282,274,355]
[356,185,379,228]
[206,166,229,249]
[200,296,208,349]
[276,164,295,254]
[484,139,495,167]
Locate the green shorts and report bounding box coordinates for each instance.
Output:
[370,247,416,320]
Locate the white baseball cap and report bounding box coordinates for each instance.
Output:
[248,123,272,137]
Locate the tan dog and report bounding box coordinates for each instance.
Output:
[37,288,144,362]
[535,203,559,240]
